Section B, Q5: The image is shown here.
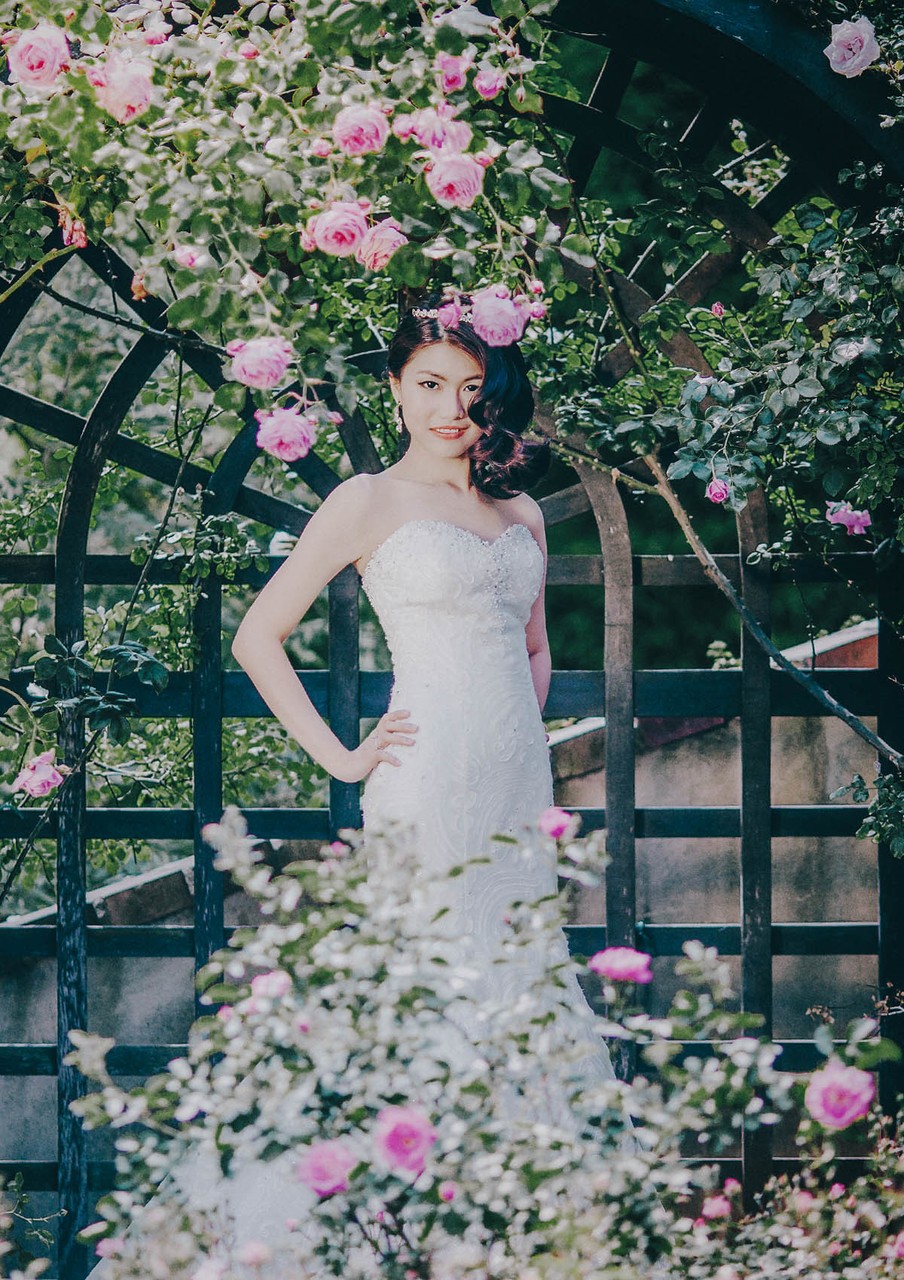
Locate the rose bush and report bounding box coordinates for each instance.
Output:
[61,810,902,1279]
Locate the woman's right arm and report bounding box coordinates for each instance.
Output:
[231,475,412,783]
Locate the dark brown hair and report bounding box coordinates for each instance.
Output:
[385,292,550,499]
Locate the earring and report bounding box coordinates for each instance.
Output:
[395,402,405,432]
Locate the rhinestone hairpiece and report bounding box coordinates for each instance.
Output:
[412,306,474,323]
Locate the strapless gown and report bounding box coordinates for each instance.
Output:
[87,518,617,1278]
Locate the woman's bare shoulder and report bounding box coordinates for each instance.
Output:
[507,491,546,543]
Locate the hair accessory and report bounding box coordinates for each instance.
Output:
[412,305,474,323]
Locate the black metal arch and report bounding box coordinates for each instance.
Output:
[0,6,901,1276]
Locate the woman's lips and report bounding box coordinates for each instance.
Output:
[431,426,469,438]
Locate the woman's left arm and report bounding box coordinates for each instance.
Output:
[523,502,552,713]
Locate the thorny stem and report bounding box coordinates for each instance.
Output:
[643,450,904,768]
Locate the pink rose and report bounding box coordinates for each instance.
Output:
[6,22,70,89]
[238,40,259,59]
[226,336,294,389]
[237,1242,272,1267]
[804,1059,874,1130]
[392,114,418,142]
[701,1194,732,1219]
[254,403,318,462]
[828,1182,845,1199]
[826,500,871,536]
[310,137,332,158]
[88,52,154,124]
[528,278,545,296]
[173,244,201,268]
[473,63,506,100]
[538,806,579,839]
[94,1238,124,1259]
[711,301,725,317]
[143,19,171,46]
[528,300,547,320]
[706,477,730,504]
[886,1232,904,1260]
[425,152,485,210]
[13,748,66,798]
[435,51,473,94]
[59,208,87,249]
[587,946,653,984]
[250,969,292,999]
[295,1139,358,1197]
[823,18,880,78]
[469,286,528,346]
[130,271,148,301]
[409,106,472,152]
[355,218,408,271]
[373,1105,436,1176]
[438,1180,457,1202]
[794,1190,815,1212]
[216,1005,234,1022]
[723,1178,741,1196]
[436,300,463,329]
[308,201,369,257]
[332,104,390,156]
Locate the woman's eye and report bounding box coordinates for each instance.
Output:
[419,380,438,389]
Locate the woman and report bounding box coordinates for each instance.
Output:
[232,289,615,1063]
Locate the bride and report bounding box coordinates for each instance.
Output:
[86,293,622,1279]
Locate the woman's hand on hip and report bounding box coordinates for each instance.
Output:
[333,709,418,782]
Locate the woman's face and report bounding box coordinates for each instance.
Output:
[389,340,485,456]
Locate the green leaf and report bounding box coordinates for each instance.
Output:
[508,83,543,115]
[559,233,595,270]
[529,166,571,208]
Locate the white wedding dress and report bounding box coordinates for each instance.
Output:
[88,518,618,1278]
[360,517,615,1078]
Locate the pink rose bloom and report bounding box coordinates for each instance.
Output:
[794,1190,815,1212]
[226,335,294,389]
[238,1242,272,1267]
[173,244,200,268]
[828,1181,845,1199]
[823,18,880,78]
[215,1005,234,1022]
[310,137,332,157]
[711,301,725,317]
[723,1177,741,1196]
[469,286,528,346]
[528,278,545,296]
[392,114,418,142]
[587,946,653,984]
[701,1194,732,1219]
[254,403,318,462]
[804,1059,874,1129]
[13,748,65,798]
[295,1139,358,1197]
[436,300,463,329]
[7,22,70,89]
[706,477,730,503]
[59,208,87,249]
[528,300,547,320]
[473,63,506,100]
[538,806,578,839]
[373,1105,436,1176]
[143,21,172,46]
[356,218,408,271]
[886,1233,904,1260]
[409,107,472,152]
[309,201,369,257]
[130,271,148,301]
[88,52,154,124]
[435,50,473,94]
[238,40,259,59]
[332,104,390,156]
[250,969,292,999]
[826,500,872,536]
[425,152,485,210]
[438,1180,457,1201]
[94,1238,124,1259]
